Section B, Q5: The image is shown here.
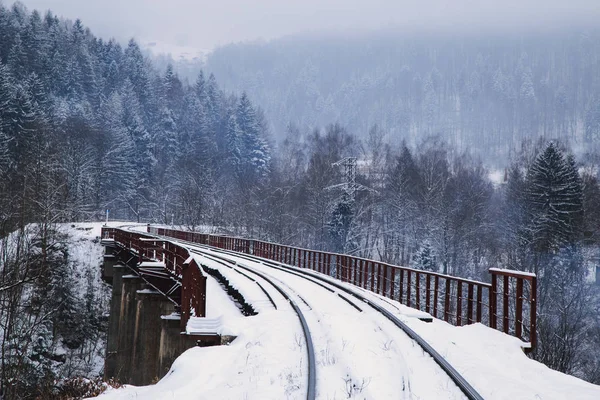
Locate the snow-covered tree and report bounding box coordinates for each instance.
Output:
[236,92,271,179]
[414,241,436,271]
[224,110,242,177]
[526,142,583,256]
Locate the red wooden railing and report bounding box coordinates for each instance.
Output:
[148,226,537,349]
[101,227,206,330]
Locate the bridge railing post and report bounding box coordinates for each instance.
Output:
[488,268,537,350]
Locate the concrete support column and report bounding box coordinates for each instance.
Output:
[104,263,124,380]
[115,274,144,383]
[102,245,118,282]
[101,247,219,386]
[159,315,196,378]
[130,290,179,385]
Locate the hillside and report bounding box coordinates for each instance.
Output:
[204,28,600,164]
[0,2,271,232]
[0,222,127,398]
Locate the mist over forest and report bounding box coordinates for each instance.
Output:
[1,0,600,398]
[202,28,600,165]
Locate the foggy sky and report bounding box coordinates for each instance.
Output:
[15,0,600,51]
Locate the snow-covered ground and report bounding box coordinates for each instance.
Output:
[60,222,149,376]
[143,41,208,62]
[96,235,600,400]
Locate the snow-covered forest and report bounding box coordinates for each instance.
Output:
[1,1,600,398]
[0,2,272,232]
[0,2,272,398]
[203,29,600,164]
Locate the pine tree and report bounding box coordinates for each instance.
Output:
[236,92,270,178]
[225,111,242,177]
[7,33,28,78]
[526,142,583,254]
[157,106,178,168]
[384,144,424,264]
[25,72,48,113]
[120,79,154,169]
[520,69,536,99]
[80,51,100,106]
[188,71,216,165]
[205,73,221,143]
[104,59,120,95]
[185,97,214,165]
[122,39,152,108]
[415,241,436,271]
[163,64,183,112]
[63,57,83,101]
[51,257,85,350]
[98,93,136,218]
[502,165,530,267]
[194,70,207,102]
[6,83,38,175]
[21,10,44,75]
[48,49,68,95]
[0,62,15,138]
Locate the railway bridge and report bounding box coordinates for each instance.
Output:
[100,225,537,397]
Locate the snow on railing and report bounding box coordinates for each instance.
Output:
[148,226,538,349]
[186,315,224,335]
[101,226,207,331]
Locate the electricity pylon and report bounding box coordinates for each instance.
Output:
[332,157,358,201]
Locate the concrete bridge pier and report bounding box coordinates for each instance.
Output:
[102,245,118,283]
[102,256,197,385]
[104,263,124,380]
[101,236,217,386]
[130,290,183,385]
[159,315,195,378]
[114,274,144,383]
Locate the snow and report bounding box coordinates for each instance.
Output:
[43,222,148,378]
[143,41,208,62]
[488,267,536,278]
[196,253,278,315]
[136,288,160,294]
[489,169,505,187]
[138,261,166,268]
[100,304,307,399]
[161,312,181,321]
[186,316,224,335]
[405,321,600,400]
[95,236,600,399]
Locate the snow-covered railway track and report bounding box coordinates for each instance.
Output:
[189,248,317,400]
[189,243,484,400]
[136,226,482,399]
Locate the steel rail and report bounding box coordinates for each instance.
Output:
[191,243,484,400]
[190,248,317,400]
[201,253,278,310]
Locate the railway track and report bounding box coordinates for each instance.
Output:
[188,248,317,400]
[140,228,483,399]
[191,243,483,400]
